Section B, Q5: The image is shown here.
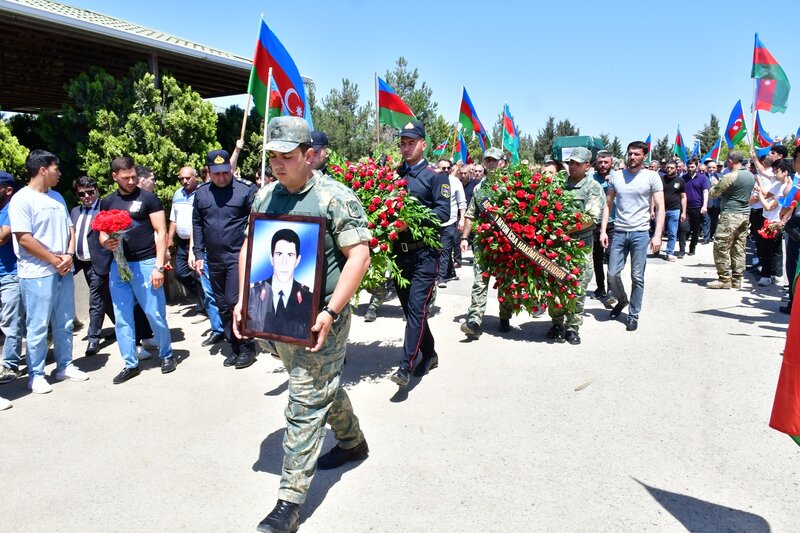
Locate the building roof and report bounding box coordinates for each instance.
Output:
[0,0,278,112]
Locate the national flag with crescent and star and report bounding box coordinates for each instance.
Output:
[701,138,722,163]
[724,100,747,148]
[673,128,687,163]
[689,140,701,161]
[459,87,489,153]
[754,111,774,148]
[752,33,790,114]
[267,79,283,122]
[432,139,448,158]
[502,103,520,165]
[796,126,800,148]
[248,18,307,121]
[377,77,416,129]
[645,134,652,163]
[454,129,471,164]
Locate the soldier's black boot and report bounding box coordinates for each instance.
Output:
[257,500,300,533]
[318,440,369,470]
[498,318,511,332]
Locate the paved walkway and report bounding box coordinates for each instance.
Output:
[1,242,795,532]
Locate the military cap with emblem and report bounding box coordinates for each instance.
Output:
[568,147,593,164]
[266,116,312,153]
[206,149,232,173]
[399,120,426,139]
[484,147,504,161]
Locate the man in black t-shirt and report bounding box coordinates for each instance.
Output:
[99,156,175,384]
[660,161,687,261]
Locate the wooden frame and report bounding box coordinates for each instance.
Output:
[241,213,326,346]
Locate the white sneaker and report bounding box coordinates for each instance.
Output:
[0,396,11,410]
[758,277,771,287]
[28,375,53,394]
[141,337,158,350]
[136,346,153,360]
[55,364,89,382]
[771,276,783,285]
[666,255,677,262]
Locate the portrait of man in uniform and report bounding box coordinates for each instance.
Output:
[243,218,324,345]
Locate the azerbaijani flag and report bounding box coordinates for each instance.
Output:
[267,80,283,122]
[502,103,520,165]
[754,111,774,148]
[796,126,800,148]
[459,87,489,153]
[673,127,687,163]
[752,33,790,114]
[248,18,307,120]
[645,134,652,163]
[454,130,470,164]
[432,139,448,158]
[377,76,416,129]
[725,100,747,148]
[689,140,700,161]
[701,138,722,163]
[770,282,800,448]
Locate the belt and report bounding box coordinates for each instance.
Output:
[396,241,426,253]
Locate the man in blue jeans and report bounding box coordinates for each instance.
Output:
[0,171,23,390]
[600,141,665,331]
[99,156,175,384]
[660,161,686,261]
[9,150,88,394]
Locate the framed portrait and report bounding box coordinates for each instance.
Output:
[241,213,326,346]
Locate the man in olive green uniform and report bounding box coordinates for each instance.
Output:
[547,147,606,345]
[707,150,756,289]
[459,147,513,338]
[233,117,372,533]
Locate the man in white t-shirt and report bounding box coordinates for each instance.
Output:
[9,150,88,394]
[599,141,665,332]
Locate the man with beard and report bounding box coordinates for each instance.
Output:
[660,161,687,261]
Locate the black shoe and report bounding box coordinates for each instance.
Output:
[626,318,639,332]
[546,324,564,342]
[460,320,482,339]
[676,251,685,259]
[779,304,791,314]
[593,288,606,299]
[223,352,238,367]
[113,366,140,384]
[498,318,511,333]
[413,354,438,377]
[256,499,300,533]
[317,440,369,470]
[390,368,409,387]
[564,330,581,345]
[364,307,377,322]
[610,302,627,320]
[687,250,695,256]
[161,357,177,374]
[201,332,225,347]
[234,352,255,369]
[85,341,99,357]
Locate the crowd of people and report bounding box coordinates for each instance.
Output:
[1,117,798,532]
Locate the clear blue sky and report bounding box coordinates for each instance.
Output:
[67,0,798,148]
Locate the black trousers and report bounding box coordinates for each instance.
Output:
[74,258,114,343]
[687,208,703,252]
[208,255,253,355]
[175,238,201,302]
[395,247,438,372]
[592,223,613,292]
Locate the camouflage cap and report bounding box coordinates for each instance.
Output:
[265,116,312,153]
[484,147,504,160]
[569,147,593,163]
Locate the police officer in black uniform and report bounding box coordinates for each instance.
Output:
[390,120,451,387]
[192,150,258,368]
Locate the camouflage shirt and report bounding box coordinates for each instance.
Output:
[565,174,606,224]
[250,171,371,303]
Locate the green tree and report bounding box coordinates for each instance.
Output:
[610,136,623,159]
[598,132,611,150]
[532,116,556,162]
[695,113,721,156]
[384,57,438,130]
[314,78,373,160]
[0,114,29,179]
[652,135,671,162]
[555,119,580,137]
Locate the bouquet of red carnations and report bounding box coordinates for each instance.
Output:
[91,209,133,282]
[757,219,780,240]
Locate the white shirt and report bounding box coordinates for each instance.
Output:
[74,198,99,262]
[170,187,196,240]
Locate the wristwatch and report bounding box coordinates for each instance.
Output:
[322,306,340,323]
[155,266,165,274]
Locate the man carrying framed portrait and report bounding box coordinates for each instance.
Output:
[233,116,372,533]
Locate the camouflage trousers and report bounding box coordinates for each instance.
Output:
[467,258,512,325]
[548,246,594,330]
[275,308,364,504]
[713,212,750,283]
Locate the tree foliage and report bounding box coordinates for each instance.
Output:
[532,116,556,162]
[652,135,671,162]
[0,114,29,179]
[314,78,373,160]
[695,113,721,156]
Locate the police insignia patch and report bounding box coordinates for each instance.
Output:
[213,155,225,164]
[403,122,415,129]
[441,183,451,198]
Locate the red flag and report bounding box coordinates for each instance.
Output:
[770,291,800,447]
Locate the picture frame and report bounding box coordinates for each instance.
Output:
[241,213,326,346]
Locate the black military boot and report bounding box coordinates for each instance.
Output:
[257,499,300,533]
[317,440,369,470]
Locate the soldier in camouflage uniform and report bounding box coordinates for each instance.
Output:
[232,117,372,533]
[547,147,607,345]
[459,147,513,339]
[707,151,756,289]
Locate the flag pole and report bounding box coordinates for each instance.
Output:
[374,72,380,148]
[501,104,506,155]
[239,94,252,141]
[750,77,757,149]
[261,67,273,181]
